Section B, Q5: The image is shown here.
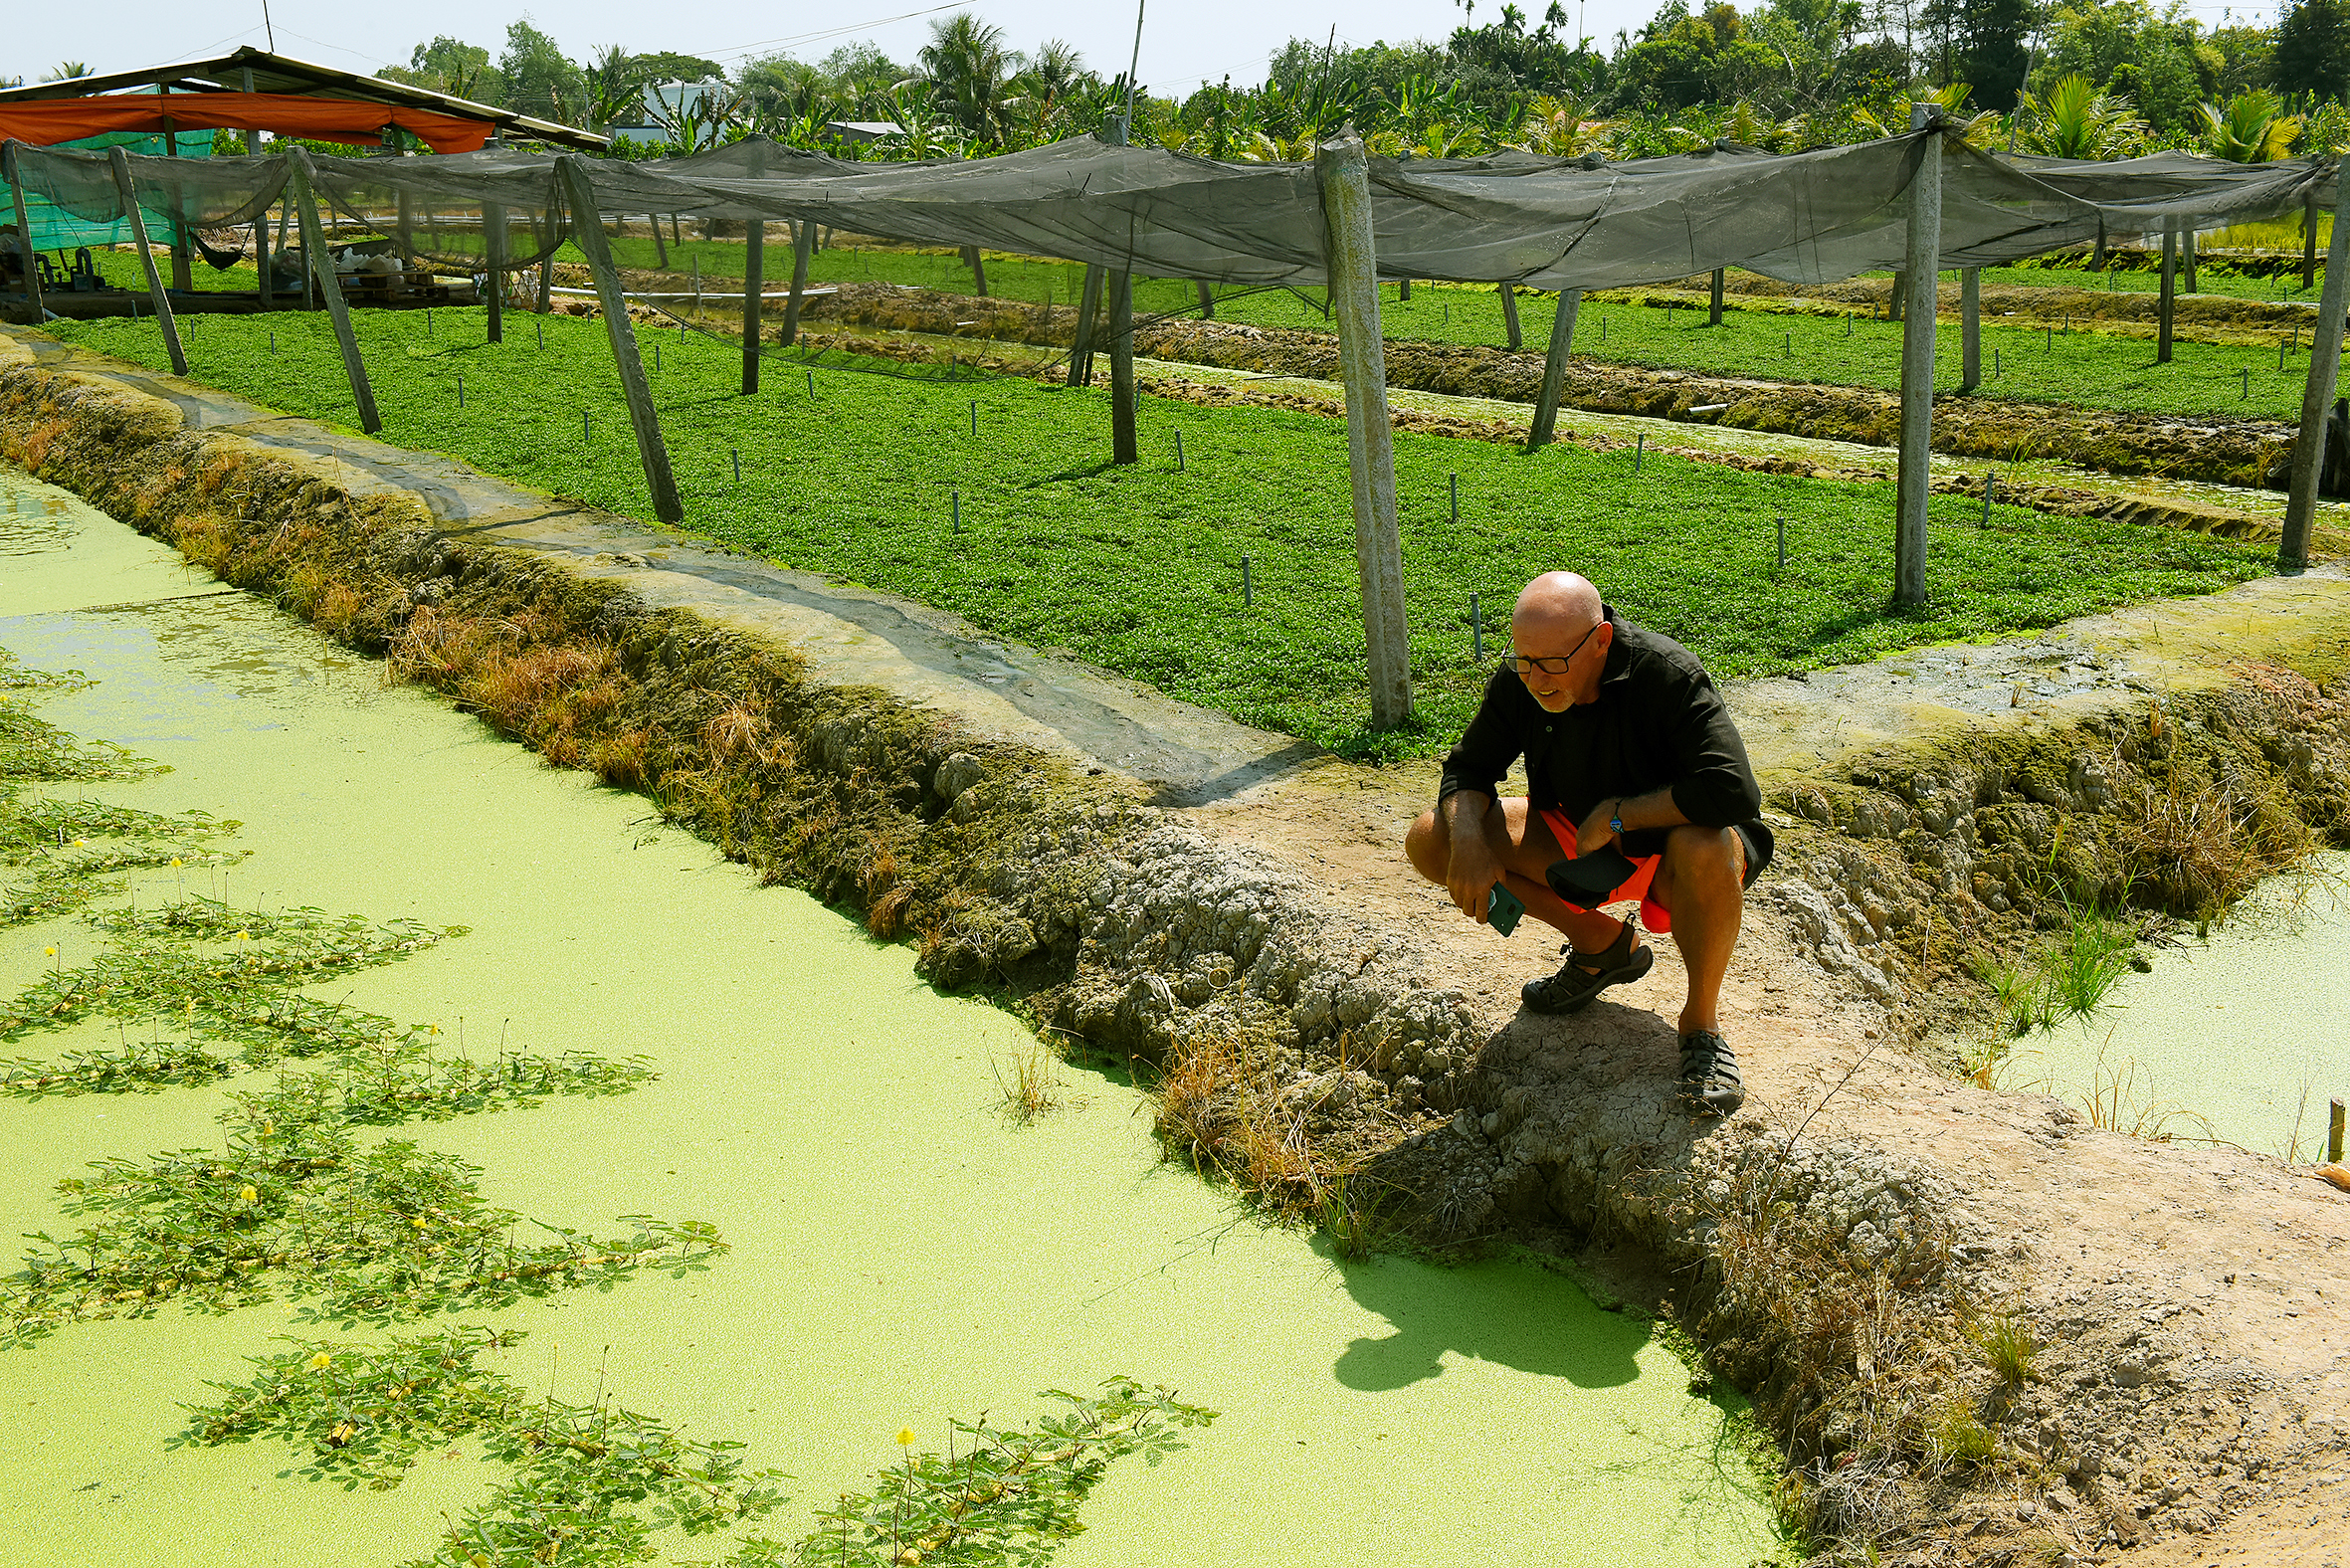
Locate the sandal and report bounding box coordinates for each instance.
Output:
[1677,1030,1745,1116]
[1521,917,1653,1015]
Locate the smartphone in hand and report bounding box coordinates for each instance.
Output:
[1486,881,1526,937]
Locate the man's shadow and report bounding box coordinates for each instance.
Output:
[1328,1249,1650,1394]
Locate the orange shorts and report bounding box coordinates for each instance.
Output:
[1537,806,1672,933]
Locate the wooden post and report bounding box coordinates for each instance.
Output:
[1708,266,1725,326]
[557,157,682,524]
[1889,271,1906,322]
[650,213,668,267]
[1196,279,1214,319]
[1108,268,1137,464]
[1893,106,1942,609]
[2158,219,2178,364]
[536,253,552,313]
[1317,132,1412,730]
[2304,194,2319,293]
[1399,278,1411,301]
[779,219,814,347]
[1499,281,1522,349]
[107,147,188,375]
[740,218,764,393]
[241,68,271,305]
[961,244,989,295]
[484,200,505,342]
[158,94,194,294]
[288,150,379,433]
[1960,267,1982,393]
[2184,223,2199,294]
[1069,263,1103,386]
[2091,216,2108,272]
[3,142,43,324]
[1528,288,1582,449]
[2280,158,2350,571]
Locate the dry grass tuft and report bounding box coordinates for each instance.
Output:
[991,1047,1062,1124]
[1152,1034,1325,1217]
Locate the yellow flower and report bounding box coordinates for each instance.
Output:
[232,931,249,942]
[43,946,56,957]
[170,858,182,868]
[239,1184,258,1204]
[262,1121,274,1135]
[412,1218,428,1230]
[429,1025,441,1037]
[895,1427,916,1448]
[306,1351,332,1370]
[73,838,87,847]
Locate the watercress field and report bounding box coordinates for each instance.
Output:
[46,307,2268,758]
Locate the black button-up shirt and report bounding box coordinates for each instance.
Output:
[1437,607,1764,858]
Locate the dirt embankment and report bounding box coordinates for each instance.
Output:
[795,282,2301,490]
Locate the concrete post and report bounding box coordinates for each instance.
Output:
[1960,267,1981,393]
[1894,106,1942,609]
[1529,288,1583,449]
[484,200,505,343]
[1109,268,1137,465]
[1499,281,1522,349]
[1709,266,1725,326]
[556,157,683,524]
[740,219,763,393]
[108,147,187,376]
[1317,132,1413,731]
[2158,219,2178,364]
[2281,159,2350,571]
[1069,264,1103,386]
[3,143,43,324]
[780,219,813,347]
[288,150,379,433]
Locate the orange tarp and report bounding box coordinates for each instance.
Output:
[0,93,492,153]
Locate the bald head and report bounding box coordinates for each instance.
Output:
[1512,572,1602,641]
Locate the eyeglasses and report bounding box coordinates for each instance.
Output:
[1507,621,1602,676]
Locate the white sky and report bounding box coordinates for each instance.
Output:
[6,0,2286,102]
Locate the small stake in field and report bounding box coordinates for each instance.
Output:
[536,317,544,349]
[1241,555,1253,606]
[1634,433,1645,473]
[731,448,740,483]
[1845,313,1853,337]
[2243,367,2251,398]
[427,308,434,338]
[1995,346,2001,378]
[269,328,276,353]
[806,369,815,400]
[583,410,590,443]
[458,373,464,408]
[655,342,662,372]
[1982,471,1996,527]
[2281,335,2290,370]
[2045,325,2053,351]
[1450,472,1459,525]
[1785,330,1792,358]
[951,490,960,534]
[971,399,978,437]
[1775,513,1786,571]
[1470,591,1483,661]
[1174,429,1185,471]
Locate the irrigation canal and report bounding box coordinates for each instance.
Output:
[0,463,1782,1564]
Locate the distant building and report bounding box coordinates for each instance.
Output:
[824,121,899,145]
[607,82,725,149]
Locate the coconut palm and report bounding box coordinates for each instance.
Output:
[583,47,648,134]
[1518,95,1613,157]
[2197,91,2301,162]
[2013,75,2148,160]
[918,14,1025,145]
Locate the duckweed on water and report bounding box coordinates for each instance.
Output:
[180,1326,1214,1568]
[0,653,711,1350]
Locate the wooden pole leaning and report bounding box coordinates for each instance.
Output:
[740,218,763,393]
[961,244,989,295]
[557,156,683,524]
[1499,281,1522,349]
[779,218,813,347]
[1317,132,1413,731]
[1069,264,1103,386]
[2158,219,2178,364]
[1959,267,1982,393]
[2280,158,2350,572]
[1708,266,1725,326]
[1108,268,1138,464]
[287,149,379,433]
[1528,287,1582,449]
[484,200,505,343]
[107,146,188,376]
[3,142,44,324]
[1893,106,1942,609]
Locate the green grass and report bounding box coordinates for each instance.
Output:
[41,306,2273,758]
[565,238,2328,423]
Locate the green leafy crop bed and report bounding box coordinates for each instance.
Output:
[44,307,2269,758]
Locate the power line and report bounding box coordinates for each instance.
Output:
[689,3,970,65]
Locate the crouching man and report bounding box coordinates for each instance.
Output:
[1405,571,1772,1115]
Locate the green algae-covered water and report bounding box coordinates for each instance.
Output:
[2007,861,2350,1158]
[0,466,1784,1566]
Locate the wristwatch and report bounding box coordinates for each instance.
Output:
[1609,800,1625,836]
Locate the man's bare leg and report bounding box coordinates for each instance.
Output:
[1646,825,1746,1036]
[1406,797,1633,954]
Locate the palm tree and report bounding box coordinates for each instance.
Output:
[2197,91,2300,162]
[918,13,1024,145]
[2013,75,2148,160]
[1518,95,1613,157]
[583,46,647,133]
[41,63,92,83]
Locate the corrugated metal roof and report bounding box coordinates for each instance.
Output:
[0,46,609,150]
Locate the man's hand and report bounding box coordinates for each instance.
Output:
[1443,796,1502,922]
[1575,796,1619,858]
